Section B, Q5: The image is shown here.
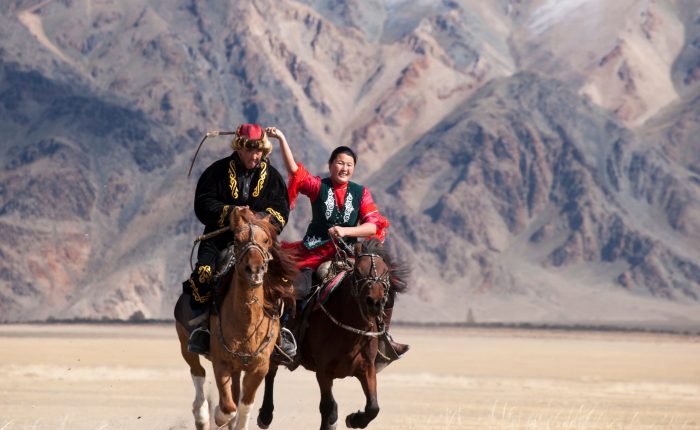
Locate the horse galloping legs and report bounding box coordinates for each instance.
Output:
[212,362,238,428]
[176,321,210,430]
[236,367,269,430]
[317,372,339,430]
[213,359,271,430]
[257,363,278,429]
[346,366,380,428]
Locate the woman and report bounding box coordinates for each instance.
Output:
[266,127,408,358]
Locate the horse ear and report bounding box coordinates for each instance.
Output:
[229,206,245,229]
[260,212,273,224]
[354,241,362,255]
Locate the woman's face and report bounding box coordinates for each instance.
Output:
[329,153,355,185]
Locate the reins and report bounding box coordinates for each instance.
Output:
[216,296,284,366]
[317,237,389,338]
[214,220,278,365]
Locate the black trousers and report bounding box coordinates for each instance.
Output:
[183,237,225,311]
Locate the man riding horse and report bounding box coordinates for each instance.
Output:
[182,123,295,357]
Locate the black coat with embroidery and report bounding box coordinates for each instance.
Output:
[194,152,289,243]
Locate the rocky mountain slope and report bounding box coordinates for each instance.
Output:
[0,0,698,326]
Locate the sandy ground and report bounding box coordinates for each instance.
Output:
[0,324,698,430]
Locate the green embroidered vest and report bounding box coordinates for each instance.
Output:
[303,178,364,249]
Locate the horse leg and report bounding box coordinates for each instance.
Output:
[316,373,338,430]
[177,322,210,430]
[232,368,266,430]
[213,366,237,428]
[345,368,379,429]
[257,363,278,429]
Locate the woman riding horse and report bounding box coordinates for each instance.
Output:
[257,238,409,430]
[266,126,409,357]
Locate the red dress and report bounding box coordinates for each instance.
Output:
[282,163,389,270]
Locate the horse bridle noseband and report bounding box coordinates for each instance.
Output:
[317,248,391,338]
[233,222,273,286]
[217,221,280,365]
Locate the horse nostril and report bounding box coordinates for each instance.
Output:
[366,297,381,313]
[245,265,253,274]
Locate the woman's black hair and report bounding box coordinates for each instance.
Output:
[328,146,357,165]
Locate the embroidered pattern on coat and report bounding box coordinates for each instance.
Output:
[266,207,286,226]
[306,235,323,248]
[252,161,267,197]
[218,205,230,228]
[323,188,335,220]
[343,193,354,223]
[198,265,212,284]
[189,278,211,303]
[228,161,238,200]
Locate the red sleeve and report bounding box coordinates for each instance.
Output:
[287,163,321,209]
[360,187,390,242]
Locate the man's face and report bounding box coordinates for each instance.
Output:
[238,148,263,170]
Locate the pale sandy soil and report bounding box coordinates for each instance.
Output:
[0,324,698,430]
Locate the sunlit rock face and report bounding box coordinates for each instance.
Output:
[0,0,698,326]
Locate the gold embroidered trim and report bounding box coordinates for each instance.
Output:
[197,265,212,284]
[228,160,238,200]
[189,278,211,303]
[218,205,230,228]
[252,161,267,197]
[266,207,286,226]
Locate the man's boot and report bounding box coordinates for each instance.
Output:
[187,301,211,356]
[383,307,409,356]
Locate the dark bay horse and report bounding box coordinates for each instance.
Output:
[175,207,297,430]
[257,238,408,430]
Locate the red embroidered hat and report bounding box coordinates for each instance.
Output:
[237,123,264,141]
[232,123,272,157]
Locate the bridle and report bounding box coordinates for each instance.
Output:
[232,222,273,285]
[216,220,280,365]
[317,238,390,337]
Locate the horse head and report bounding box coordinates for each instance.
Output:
[229,206,274,287]
[352,240,393,319]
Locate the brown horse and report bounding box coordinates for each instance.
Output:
[175,207,296,430]
[257,238,409,430]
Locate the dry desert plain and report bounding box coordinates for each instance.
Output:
[0,324,698,430]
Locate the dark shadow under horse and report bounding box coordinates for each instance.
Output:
[257,238,409,430]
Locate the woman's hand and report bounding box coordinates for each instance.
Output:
[328,226,346,239]
[265,126,285,142]
[267,126,298,174]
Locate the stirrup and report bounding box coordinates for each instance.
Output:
[187,327,211,355]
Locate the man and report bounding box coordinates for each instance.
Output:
[184,123,290,355]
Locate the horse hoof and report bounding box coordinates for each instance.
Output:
[215,405,236,427]
[257,415,271,429]
[345,412,369,429]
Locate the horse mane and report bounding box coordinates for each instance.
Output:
[360,238,409,295]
